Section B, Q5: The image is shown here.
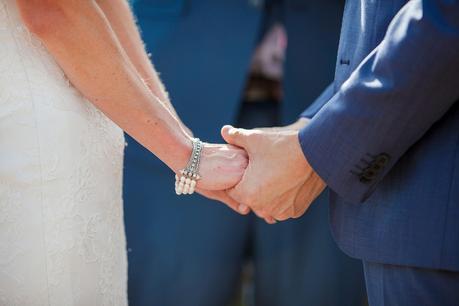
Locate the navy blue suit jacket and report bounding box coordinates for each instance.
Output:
[299,0,459,271]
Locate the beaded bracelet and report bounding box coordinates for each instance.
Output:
[175,138,203,195]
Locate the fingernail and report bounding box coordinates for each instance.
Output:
[238,204,249,214]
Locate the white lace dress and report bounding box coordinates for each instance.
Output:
[0,1,128,305]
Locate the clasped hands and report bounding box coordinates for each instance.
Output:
[196,118,326,223]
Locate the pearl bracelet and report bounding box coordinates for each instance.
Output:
[175,138,203,195]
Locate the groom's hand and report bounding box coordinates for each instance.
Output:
[196,189,250,215]
[221,124,326,222]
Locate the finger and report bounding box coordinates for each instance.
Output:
[274,205,294,221]
[227,186,271,221]
[226,187,258,216]
[292,194,311,219]
[292,204,309,219]
[196,188,250,215]
[264,216,277,224]
[221,125,250,148]
[269,200,291,220]
[224,143,249,160]
[271,196,295,221]
[226,187,245,206]
[248,206,273,221]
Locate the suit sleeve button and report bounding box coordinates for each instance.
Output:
[375,153,390,165]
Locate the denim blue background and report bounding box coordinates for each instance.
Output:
[124,0,366,305]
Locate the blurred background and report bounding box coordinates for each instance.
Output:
[123,0,367,305]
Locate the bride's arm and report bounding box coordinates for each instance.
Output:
[94,0,190,134]
[16,0,246,193]
[18,0,188,169]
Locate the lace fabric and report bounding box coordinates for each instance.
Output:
[0,1,127,305]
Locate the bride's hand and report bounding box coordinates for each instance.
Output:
[196,143,248,190]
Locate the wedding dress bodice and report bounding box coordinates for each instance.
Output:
[0,1,127,305]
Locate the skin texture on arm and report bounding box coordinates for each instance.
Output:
[93,0,247,211]
[16,0,246,192]
[95,0,190,134]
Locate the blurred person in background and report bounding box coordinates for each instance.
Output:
[124,0,366,305]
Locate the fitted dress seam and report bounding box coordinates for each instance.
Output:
[5,6,52,305]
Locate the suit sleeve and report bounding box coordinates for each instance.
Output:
[298,0,459,203]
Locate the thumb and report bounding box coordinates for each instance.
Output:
[221,125,249,148]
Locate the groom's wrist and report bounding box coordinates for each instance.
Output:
[289,118,310,131]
